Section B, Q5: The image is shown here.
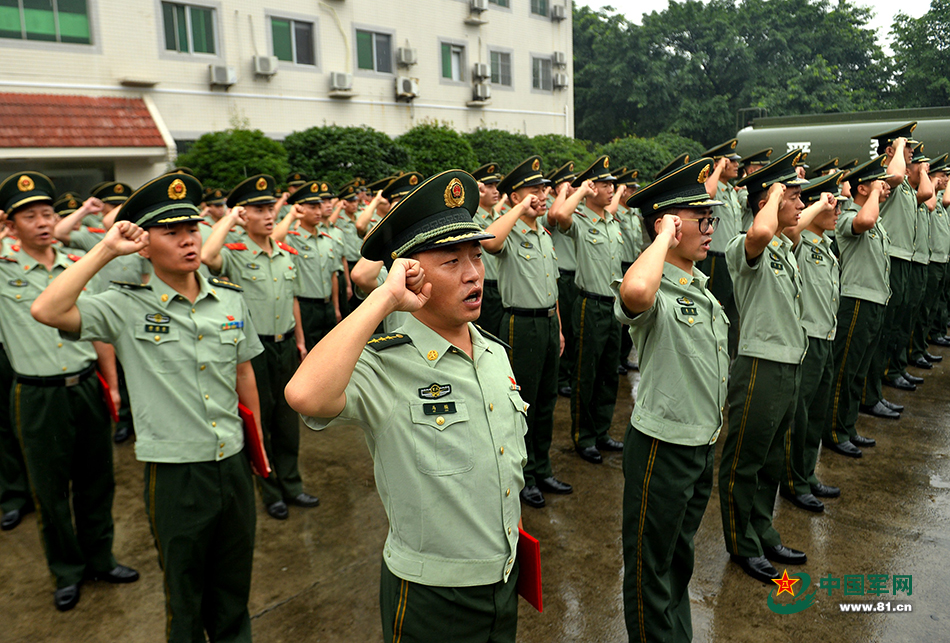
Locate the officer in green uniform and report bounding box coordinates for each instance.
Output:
[737,148,773,231]
[356,175,397,237]
[53,192,82,217]
[334,179,366,312]
[782,173,844,511]
[718,150,809,583]
[314,182,353,320]
[909,149,946,369]
[825,157,896,454]
[0,172,138,611]
[202,174,320,520]
[287,169,527,643]
[613,167,644,373]
[809,157,840,179]
[86,181,131,228]
[486,157,570,509]
[614,157,728,643]
[926,158,950,346]
[32,171,263,642]
[472,163,506,335]
[545,162,579,396]
[555,155,625,464]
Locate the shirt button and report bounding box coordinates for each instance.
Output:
[219,442,225,448]
[489,403,494,411]
[198,334,203,340]
[62,366,68,371]
[212,421,216,427]
[274,278,278,282]
[506,488,510,496]
[14,294,20,300]
[436,416,445,425]
[219,452,224,457]
[155,335,161,341]
[252,276,257,281]
[508,527,512,535]
[192,308,196,313]
[200,365,206,371]
[205,394,210,400]
[500,446,505,455]
[722,377,726,382]
[57,343,62,348]
[276,315,280,319]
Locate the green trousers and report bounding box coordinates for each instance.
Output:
[116,359,135,438]
[556,270,579,390]
[696,254,739,358]
[13,375,116,587]
[502,311,560,487]
[252,339,304,506]
[476,281,504,336]
[380,559,518,643]
[789,338,833,494]
[298,297,336,352]
[570,296,621,448]
[0,346,31,515]
[144,455,255,643]
[336,270,350,319]
[869,258,911,394]
[929,262,950,339]
[912,262,946,361]
[719,356,800,557]
[883,259,923,380]
[829,298,886,443]
[896,262,928,372]
[619,262,635,366]
[623,426,714,643]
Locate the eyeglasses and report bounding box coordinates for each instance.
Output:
[680,216,720,234]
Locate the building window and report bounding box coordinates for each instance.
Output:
[441,42,464,81]
[489,0,509,6]
[530,0,548,17]
[271,17,314,65]
[356,29,391,73]
[532,56,552,91]
[490,50,511,86]
[161,2,215,55]
[0,0,92,44]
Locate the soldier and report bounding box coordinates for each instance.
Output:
[286,170,526,643]
[926,157,950,347]
[737,149,773,231]
[545,162,579,397]
[613,167,644,373]
[86,181,131,228]
[202,174,320,520]
[33,172,263,641]
[809,158,840,180]
[0,172,138,611]
[472,162,505,335]
[355,175,396,237]
[332,179,365,313]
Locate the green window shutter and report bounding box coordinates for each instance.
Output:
[356,30,373,70]
[0,0,23,40]
[23,0,55,42]
[441,43,452,79]
[174,4,188,52]
[190,6,214,54]
[272,18,292,61]
[58,0,90,44]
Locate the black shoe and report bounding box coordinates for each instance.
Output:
[1,505,32,531]
[537,476,573,495]
[764,544,807,565]
[54,585,80,612]
[884,376,917,391]
[575,445,603,464]
[925,351,943,363]
[911,357,933,370]
[851,434,876,448]
[286,493,320,508]
[824,440,863,458]
[558,386,571,397]
[902,372,924,384]
[617,364,628,375]
[87,564,139,584]
[729,554,779,583]
[266,501,289,520]
[779,489,824,513]
[623,360,639,371]
[931,336,950,347]
[519,486,546,508]
[860,401,900,419]
[881,398,904,413]
[113,425,131,444]
[811,482,841,498]
[596,437,624,452]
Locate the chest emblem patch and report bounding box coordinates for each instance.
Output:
[419,383,452,399]
[146,313,170,324]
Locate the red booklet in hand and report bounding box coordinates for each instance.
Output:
[517,527,542,612]
[238,403,271,478]
[97,372,119,424]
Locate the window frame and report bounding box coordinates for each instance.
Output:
[531,54,553,93]
[488,47,513,90]
[438,38,466,85]
[353,23,395,76]
[530,0,549,18]
[265,10,319,70]
[488,0,511,9]
[0,0,98,49]
[156,0,223,62]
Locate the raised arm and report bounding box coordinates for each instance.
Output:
[619,214,680,315]
[272,204,301,242]
[356,191,384,237]
[787,193,835,241]
[556,181,595,230]
[886,138,907,188]
[327,199,345,226]
[916,162,934,206]
[606,183,625,216]
[201,207,246,273]
[745,183,785,261]
[706,158,726,199]
[480,196,533,254]
[53,197,103,244]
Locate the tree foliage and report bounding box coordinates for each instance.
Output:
[462,129,535,173]
[282,125,410,187]
[530,133,599,171]
[175,128,289,190]
[890,0,950,107]
[396,122,479,177]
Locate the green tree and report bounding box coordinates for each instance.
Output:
[529,133,599,171]
[396,122,479,177]
[890,0,950,108]
[282,125,410,187]
[462,129,534,173]
[175,128,288,190]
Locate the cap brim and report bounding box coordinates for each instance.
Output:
[144,212,206,227]
[413,230,495,255]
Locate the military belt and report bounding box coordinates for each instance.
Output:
[15,363,96,388]
[298,296,331,304]
[505,306,556,318]
[707,250,725,258]
[580,290,615,303]
[259,328,296,343]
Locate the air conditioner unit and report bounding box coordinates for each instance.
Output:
[472,62,490,80]
[473,83,491,102]
[209,65,237,87]
[553,73,569,89]
[330,72,353,91]
[552,51,567,68]
[396,47,418,67]
[253,55,278,76]
[552,4,567,21]
[470,0,489,12]
[396,76,419,100]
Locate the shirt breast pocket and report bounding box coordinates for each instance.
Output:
[508,392,529,465]
[133,326,184,373]
[215,329,242,360]
[517,248,537,262]
[409,401,473,476]
[1,287,32,305]
[673,312,704,357]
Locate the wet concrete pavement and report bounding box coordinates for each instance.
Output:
[3,346,950,642]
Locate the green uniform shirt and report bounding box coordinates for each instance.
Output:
[545,196,577,271]
[726,233,807,364]
[217,241,299,336]
[612,263,729,446]
[474,206,499,281]
[616,206,643,263]
[284,228,336,299]
[336,216,363,263]
[562,205,623,297]
[709,182,742,254]
[320,223,346,272]
[930,192,950,264]
[303,315,527,587]
[737,187,753,231]
[492,219,558,309]
[73,274,263,463]
[795,232,840,341]
[880,178,918,260]
[912,202,932,265]
[68,227,152,288]
[199,218,244,246]
[0,248,98,376]
[836,202,891,306]
[81,213,103,229]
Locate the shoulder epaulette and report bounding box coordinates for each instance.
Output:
[319,232,334,239]
[86,227,106,234]
[200,220,213,227]
[475,325,511,350]
[225,243,248,251]
[542,227,551,236]
[110,281,151,290]
[277,241,298,255]
[66,253,82,262]
[10,245,20,252]
[0,255,16,262]
[287,230,301,236]
[209,277,243,292]
[365,333,412,351]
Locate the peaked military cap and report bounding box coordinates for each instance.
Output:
[54,192,82,216]
[794,152,809,168]
[288,181,330,205]
[838,158,859,172]
[614,167,640,185]
[169,167,195,176]
[911,142,930,164]
[91,181,132,204]
[203,186,227,205]
[928,153,949,174]
[227,174,277,208]
[801,172,847,203]
[703,139,741,160]
[736,149,810,192]
[337,178,362,200]
[361,169,493,266]
[810,158,840,177]
[286,172,309,187]
[115,172,204,228]
[0,172,55,212]
[654,153,691,180]
[383,172,424,201]
[472,163,503,184]
[498,156,549,194]
[842,155,891,185]
[873,121,919,153]
[545,161,576,186]
[367,175,397,194]
[626,157,723,212]
[571,155,615,187]
[739,148,772,172]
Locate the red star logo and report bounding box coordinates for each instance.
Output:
[227,315,235,321]
[772,569,800,596]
